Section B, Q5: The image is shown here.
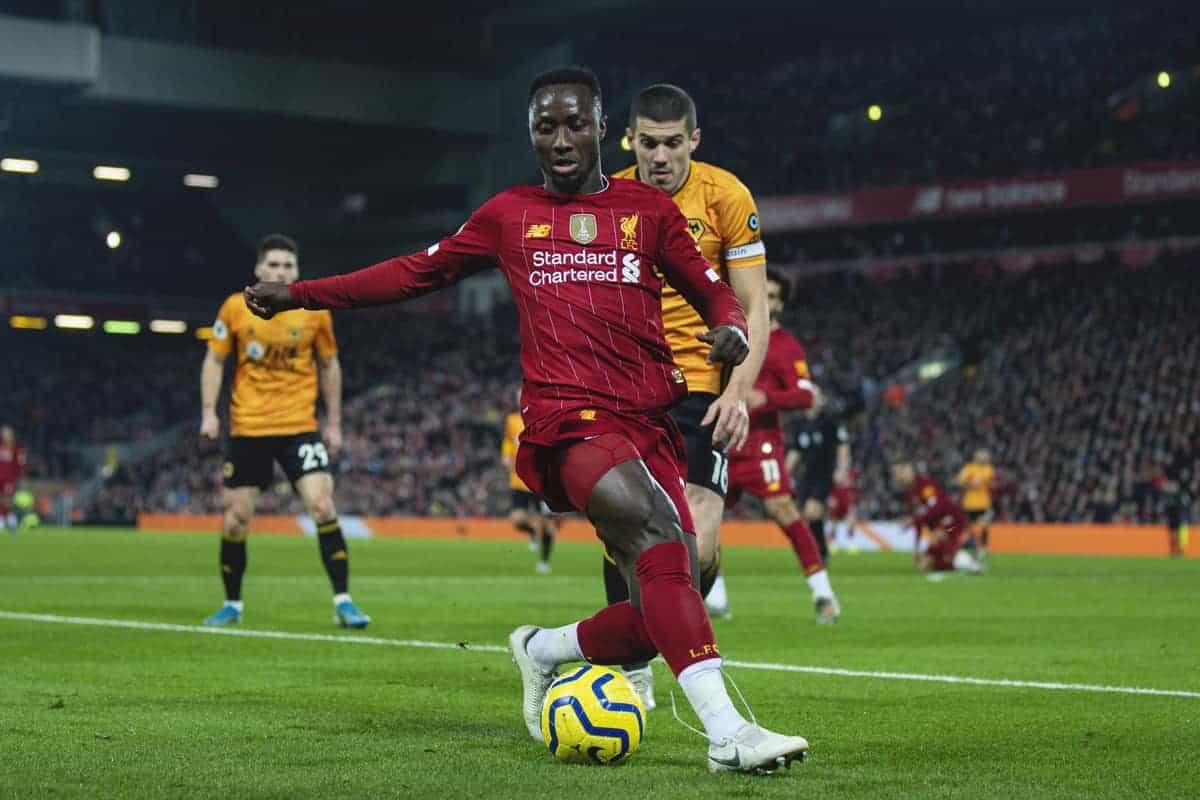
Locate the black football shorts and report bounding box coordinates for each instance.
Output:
[223,431,331,491]
[669,392,728,497]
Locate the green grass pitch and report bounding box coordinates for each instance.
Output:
[1,528,1197,798]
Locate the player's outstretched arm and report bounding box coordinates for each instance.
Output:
[245,202,502,320]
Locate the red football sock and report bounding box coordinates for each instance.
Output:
[576,601,658,665]
[635,541,719,675]
[783,519,825,576]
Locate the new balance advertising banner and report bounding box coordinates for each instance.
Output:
[759,161,1200,232]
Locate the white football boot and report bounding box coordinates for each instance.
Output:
[707,721,809,774]
[953,549,985,574]
[623,665,656,711]
[508,625,555,743]
[814,595,841,625]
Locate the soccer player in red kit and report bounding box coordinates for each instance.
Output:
[244,67,808,774]
[0,425,27,532]
[725,271,840,622]
[891,461,984,575]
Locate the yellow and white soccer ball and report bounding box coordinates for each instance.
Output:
[540,665,645,765]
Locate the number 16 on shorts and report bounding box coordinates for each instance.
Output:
[710,449,729,494]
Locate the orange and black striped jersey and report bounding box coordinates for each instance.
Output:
[612,160,765,394]
[208,293,337,437]
[957,462,996,511]
[501,412,530,492]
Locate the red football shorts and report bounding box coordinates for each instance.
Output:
[925,531,962,571]
[923,503,967,570]
[516,408,694,532]
[726,432,792,507]
[828,486,854,520]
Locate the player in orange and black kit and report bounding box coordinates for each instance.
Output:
[956,449,996,558]
[605,84,771,707]
[502,402,557,573]
[892,460,983,575]
[0,425,27,532]
[1159,447,1193,558]
[199,234,370,628]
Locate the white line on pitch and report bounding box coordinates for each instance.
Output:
[2,610,1197,700]
[0,610,508,653]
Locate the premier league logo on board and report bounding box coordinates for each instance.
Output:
[570,213,598,245]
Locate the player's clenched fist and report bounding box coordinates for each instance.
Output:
[243,281,298,319]
[697,325,749,366]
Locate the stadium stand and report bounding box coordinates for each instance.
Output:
[62,248,1197,526]
[790,249,1200,523]
[598,6,1199,194]
[5,4,1197,528]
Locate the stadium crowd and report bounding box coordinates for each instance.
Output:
[791,249,1199,523]
[64,248,1197,526]
[599,6,1199,194]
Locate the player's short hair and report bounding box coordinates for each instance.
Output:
[629,84,697,133]
[528,66,602,108]
[766,268,792,303]
[257,234,298,263]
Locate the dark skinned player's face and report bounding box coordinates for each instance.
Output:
[529,84,607,194]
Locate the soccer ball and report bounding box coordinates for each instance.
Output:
[540,665,645,765]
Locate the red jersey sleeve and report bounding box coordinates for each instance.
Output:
[290,198,501,310]
[758,332,815,413]
[653,194,747,335]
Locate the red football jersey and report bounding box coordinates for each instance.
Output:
[0,442,25,486]
[748,327,815,435]
[290,178,746,445]
[905,474,966,533]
